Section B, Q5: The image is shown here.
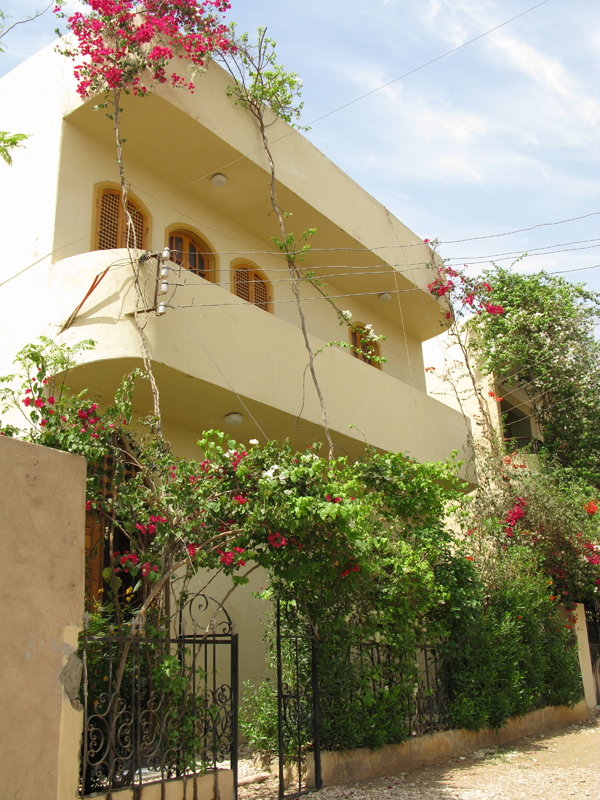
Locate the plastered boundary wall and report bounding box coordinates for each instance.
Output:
[306,701,589,787]
[0,436,86,800]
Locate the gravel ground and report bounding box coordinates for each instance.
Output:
[237,715,600,800]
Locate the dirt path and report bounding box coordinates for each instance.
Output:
[238,716,600,800]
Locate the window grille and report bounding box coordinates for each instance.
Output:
[95,188,148,250]
[233,265,271,311]
[351,325,381,369]
[85,453,138,605]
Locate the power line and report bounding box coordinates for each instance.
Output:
[0,2,570,291]
[304,1,553,127]
[549,263,600,276]
[168,287,423,310]
[172,306,269,441]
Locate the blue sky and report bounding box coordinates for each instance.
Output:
[2,0,599,289]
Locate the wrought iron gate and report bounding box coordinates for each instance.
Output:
[80,593,238,798]
[276,599,323,798]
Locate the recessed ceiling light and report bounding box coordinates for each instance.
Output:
[210,173,228,187]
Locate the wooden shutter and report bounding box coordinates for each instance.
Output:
[125,200,145,249]
[234,266,271,311]
[97,190,120,250]
[97,189,146,251]
[85,511,105,604]
[351,327,381,368]
[235,266,251,303]
[253,275,268,311]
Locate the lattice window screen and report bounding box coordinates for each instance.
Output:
[350,327,381,368]
[126,201,145,249]
[254,276,268,311]
[235,266,251,303]
[234,266,270,311]
[98,191,120,250]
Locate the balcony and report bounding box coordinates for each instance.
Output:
[41,251,470,465]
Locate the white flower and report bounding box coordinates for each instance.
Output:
[249,439,259,445]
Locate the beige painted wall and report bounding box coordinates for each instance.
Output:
[0,250,469,467]
[0,40,468,468]
[0,436,86,800]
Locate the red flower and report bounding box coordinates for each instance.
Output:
[187,543,196,559]
[584,500,598,515]
[47,396,55,405]
[218,550,235,566]
[268,532,287,549]
[34,397,45,408]
[22,397,31,407]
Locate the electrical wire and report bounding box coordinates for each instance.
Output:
[302,0,553,128]
[0,0,570,289]
[171,306,269,441]
[549,263,600,276]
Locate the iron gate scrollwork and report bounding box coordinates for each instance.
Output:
[80,593,238,798]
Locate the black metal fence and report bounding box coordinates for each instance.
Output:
[275,601,451,799]
[80,594,238,798]
[276,599,322,798]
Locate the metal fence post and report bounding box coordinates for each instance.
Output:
[311,640,322,791]
[231,632,239,800]
[276,599,285,800]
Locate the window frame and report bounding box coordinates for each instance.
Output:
[165,226,217,283]
[93,183,150,252]
[349,323,382,369]
[231,261,273,313]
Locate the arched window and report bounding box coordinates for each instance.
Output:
[95,187,148,250]
[168,229,214,281]
[350,324,381,369]
[233,264,272,312]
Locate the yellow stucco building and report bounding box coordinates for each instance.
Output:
[0,42,470,691]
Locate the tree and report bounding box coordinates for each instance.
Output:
[465,266,600,486]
